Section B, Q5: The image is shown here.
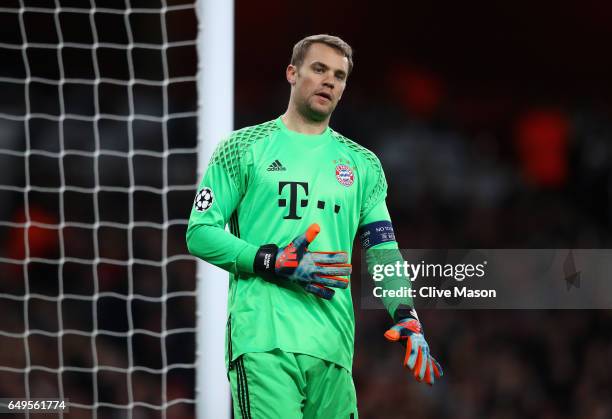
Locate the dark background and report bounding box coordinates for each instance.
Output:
[236,4,612,416]
[1,0,612,418]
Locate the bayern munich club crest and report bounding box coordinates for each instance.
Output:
[335,164,355,187]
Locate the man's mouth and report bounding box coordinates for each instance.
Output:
[315,92,332,101]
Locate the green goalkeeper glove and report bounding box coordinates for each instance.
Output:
[254,223,351,300]
[384,307,443,385]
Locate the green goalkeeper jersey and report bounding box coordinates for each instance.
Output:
[187,117,394,372]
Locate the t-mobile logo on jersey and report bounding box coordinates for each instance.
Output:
[277,181,341,219]
[278,181,308,220]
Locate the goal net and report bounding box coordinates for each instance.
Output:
[0,1,199,417]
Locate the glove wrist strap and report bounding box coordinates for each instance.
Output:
[254,244,278,280]
[394,304,419,323]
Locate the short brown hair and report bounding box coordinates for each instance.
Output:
[290,34,353,75]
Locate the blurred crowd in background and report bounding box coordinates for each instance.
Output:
[2,1,612,418]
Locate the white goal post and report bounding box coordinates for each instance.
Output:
[196,0,233,418]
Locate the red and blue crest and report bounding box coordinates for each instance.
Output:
[335,164,354,187]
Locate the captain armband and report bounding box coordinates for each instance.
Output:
[358,221,396,250]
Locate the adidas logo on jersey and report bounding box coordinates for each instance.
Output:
[267,160,287,171]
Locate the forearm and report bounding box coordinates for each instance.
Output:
[359,200,413,320]
[186,223,258,275]
[365,241,414,319]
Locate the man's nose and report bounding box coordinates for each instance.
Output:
[323,79,334,89]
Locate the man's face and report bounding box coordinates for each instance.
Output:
[288,43,349,122]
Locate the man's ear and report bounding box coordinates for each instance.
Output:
[286,64,297,85]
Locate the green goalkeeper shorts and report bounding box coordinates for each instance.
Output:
[229,349,358,419]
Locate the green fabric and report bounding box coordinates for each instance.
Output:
[366,244,414,319]
[361,199,415,317]
[236,244,258,274]
[229,349,358,419]
[187,117,389,371]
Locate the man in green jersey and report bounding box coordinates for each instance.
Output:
[187,34,442,419]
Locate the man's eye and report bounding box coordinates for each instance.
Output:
[314,67,324,73]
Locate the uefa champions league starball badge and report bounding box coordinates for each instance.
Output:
[194,187,214,212]
[335,164,354,187]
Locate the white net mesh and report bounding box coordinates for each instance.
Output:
[0,1,199,417]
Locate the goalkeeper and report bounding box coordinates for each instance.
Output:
[187,34,442,419]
